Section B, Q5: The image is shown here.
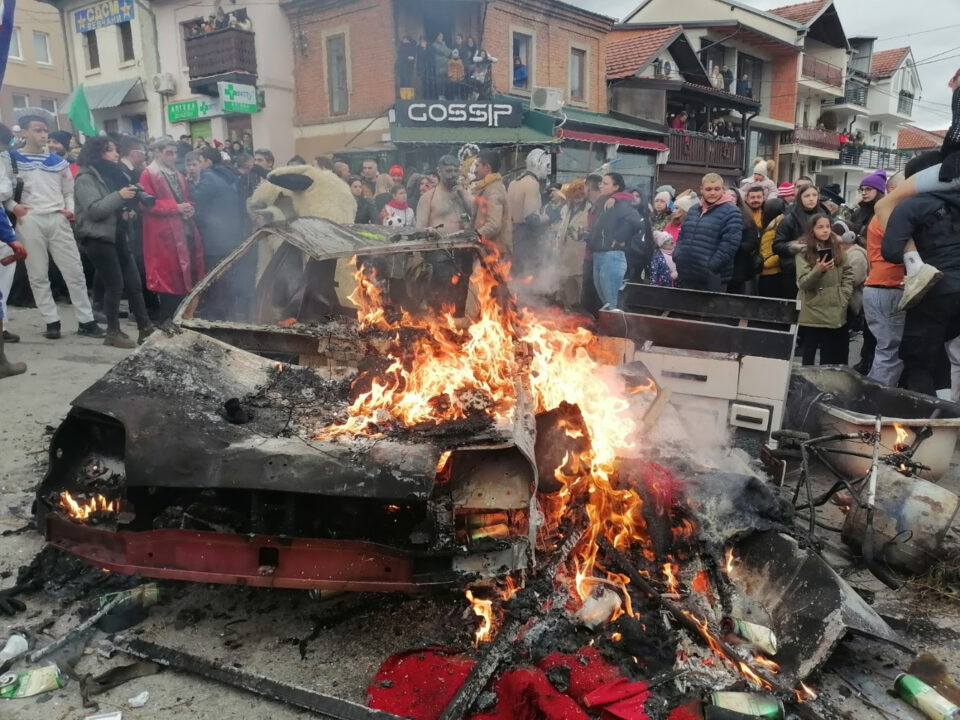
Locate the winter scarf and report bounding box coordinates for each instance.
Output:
[93,159,131,193]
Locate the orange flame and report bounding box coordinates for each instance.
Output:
[663,562,680,594]
[465,590,493,645]
[275,362,284,372]
[318,244,647,604]
[724,548,735,575]
[499,576,521,601]
[893,423,910,453]
[58,491,117,521]
[798,681,818,701]
[753,655,780,674]
[681,610,773,690]
[611,632,622,642]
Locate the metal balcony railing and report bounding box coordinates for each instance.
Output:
[666,131,745,170]
[185,28,257,80]
[781,126,842,151]
[827,82,868,108]
[898,93,914,116]
[826,145,910,172]
[800,54,843,88]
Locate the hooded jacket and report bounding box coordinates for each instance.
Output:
[74,166,127,244]
[191,164,243,257]
[882,192,960,297]
[472,172,511,252]
[772,201,824,274]
[796,241,854,328]
[673,196,742,283]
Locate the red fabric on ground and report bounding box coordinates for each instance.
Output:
[367,644,637,720]
[367,646,474,720]
[666,699,704,720]
[470,667,590,720]
[538,646,623,702]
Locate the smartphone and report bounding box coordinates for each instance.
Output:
[817,248,833,263]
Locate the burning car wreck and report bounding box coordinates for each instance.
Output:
[37,219,552,591]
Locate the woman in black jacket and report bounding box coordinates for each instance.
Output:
[587,173,642,309]
[74,137,153,348]
[773,184,823,291]
[726,187,760,295]
[350,176,378,224]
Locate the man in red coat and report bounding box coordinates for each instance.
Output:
[139,139,204,320]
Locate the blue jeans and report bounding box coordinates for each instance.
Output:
[593,250,626,309]
[863,286,905,387]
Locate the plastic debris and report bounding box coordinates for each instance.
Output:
[0,665,65,698]
[128,690,149,708]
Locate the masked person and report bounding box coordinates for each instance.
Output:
[507,148,551,277]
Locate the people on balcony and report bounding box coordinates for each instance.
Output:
[513,57,529,90]
[669,111,688,132]
[720,65,734,92]
[735,73,752,98]
[432,34,452,99]
[447,50,466,100]
[709,67,723,90]
[471,50,498,99]
[463,37,478,77]
[397,36,418,99]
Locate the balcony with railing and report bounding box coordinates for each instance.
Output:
[781,126,841,151]
[898,92,914,116]
[825,80,868,110]
[825,145,910,173]
[666,130,745,170]
[800,54,843,89]
[185,28,258,93]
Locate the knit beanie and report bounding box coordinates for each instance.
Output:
[674,194,699,213]
[654,191,672,206]
[859,169,887,194]
[655,184,676,199]
[777,181,794,198]
[49,130,73,149]
[752,161,768,177]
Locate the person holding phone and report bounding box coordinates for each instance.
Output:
[795,214,854,366]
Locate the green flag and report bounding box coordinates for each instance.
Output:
[68,85,97,137]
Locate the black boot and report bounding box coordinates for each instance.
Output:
[43,321,61,339]
[78,321,106,338]
[2,329,18,343]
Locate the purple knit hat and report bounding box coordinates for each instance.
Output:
[859,169,887,194]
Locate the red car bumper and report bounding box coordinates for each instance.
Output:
[45,513,450,592]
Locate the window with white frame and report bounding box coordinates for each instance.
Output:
[326,33,348,116]
[12,94,29,109]
[33,31,51,65]
[8,28,21,60]
[569,47,587,102]
[511,31,533,90]
[83,30,100,70]
[40,97,58,116]
[118,22,135,62]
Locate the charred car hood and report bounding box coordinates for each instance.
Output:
[71,328,527,500]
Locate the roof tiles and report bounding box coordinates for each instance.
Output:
[607,26,682,79]
[768,1,826,25]
[871,47,910,78]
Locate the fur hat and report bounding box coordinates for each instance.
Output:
[752,161,768,178]
[859,169,887,194]
[674,193,699,213]
[820,183,844,206]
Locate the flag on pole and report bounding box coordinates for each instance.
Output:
[0,0,19,91]
[69,85,98,138]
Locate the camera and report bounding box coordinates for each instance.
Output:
[127,183,156,208]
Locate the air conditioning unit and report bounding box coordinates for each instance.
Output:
[531,86,565,113]
[869,120,883,135]
[809,158,823,173]
[152,73,177,95]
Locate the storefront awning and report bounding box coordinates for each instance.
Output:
[63,78,145,111]
[559,129,667,151]
[389,123,559,145]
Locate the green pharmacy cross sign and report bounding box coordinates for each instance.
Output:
[218,82,259,114]
[167,98,220,123]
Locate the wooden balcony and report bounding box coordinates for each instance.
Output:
[185,28,257,83]
[781,126,841,151]
[666,131,744,170]
[800,55,843,89]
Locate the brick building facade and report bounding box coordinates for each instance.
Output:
[280,0,612,158]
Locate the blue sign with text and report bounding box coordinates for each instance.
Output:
[74,0,134,34]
